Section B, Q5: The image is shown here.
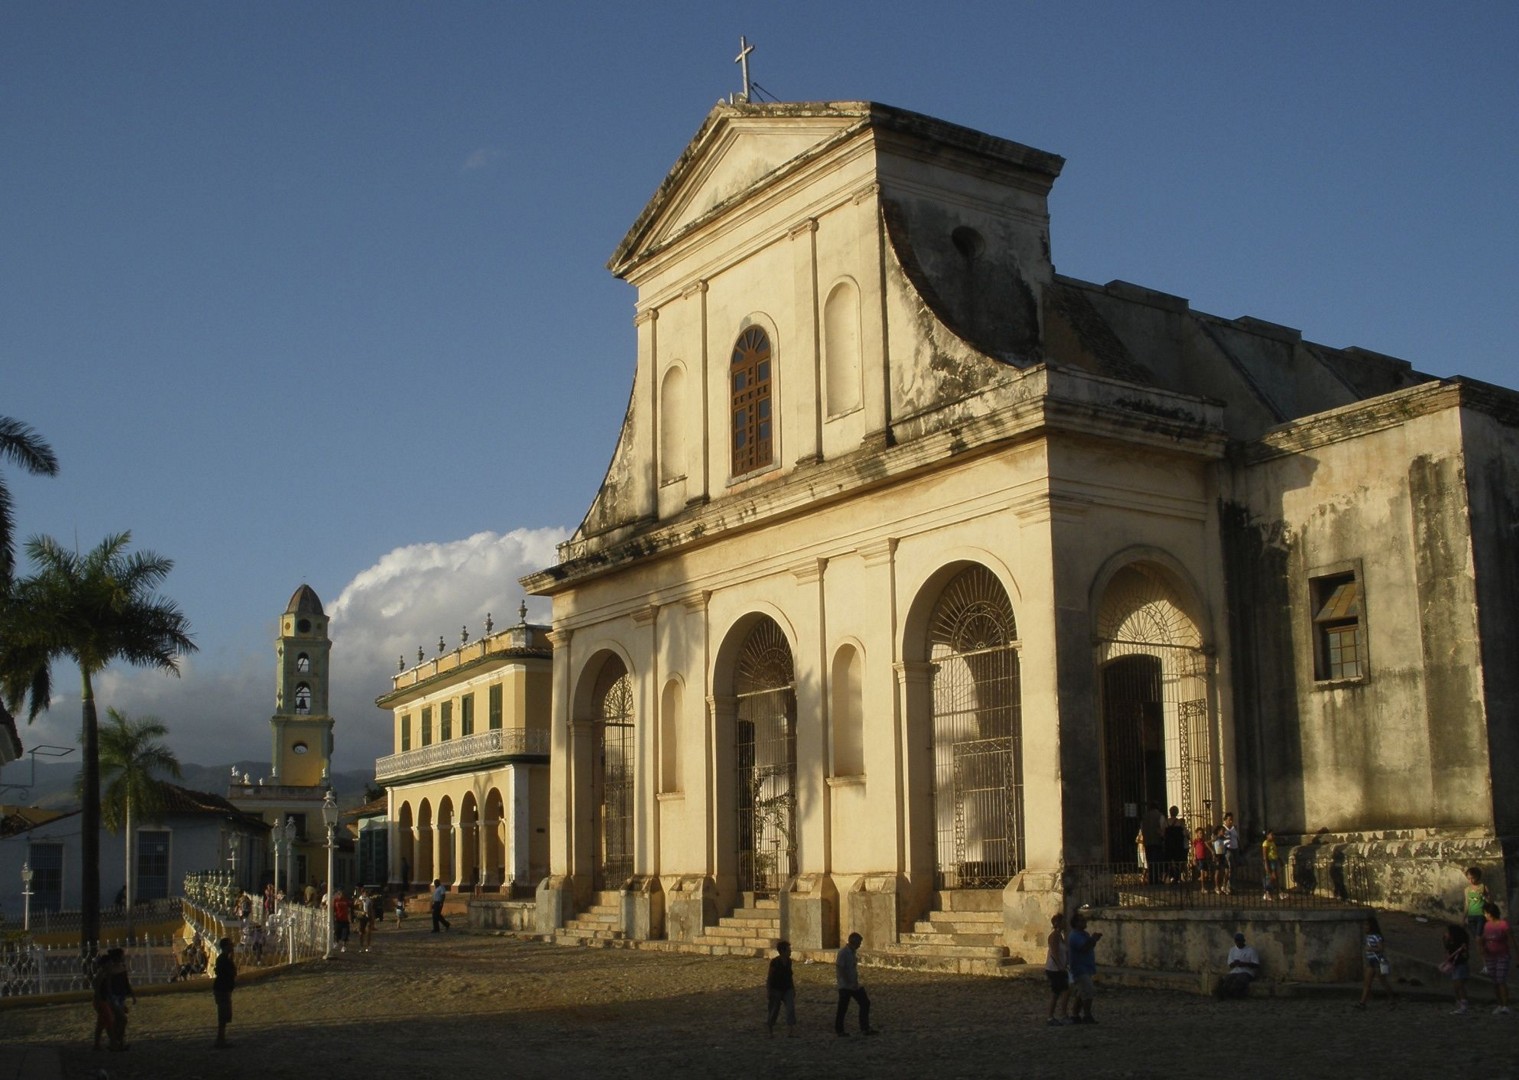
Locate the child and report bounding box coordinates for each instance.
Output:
[1464,867,1490,947]
[1045,913,1070,1025]
[1442,923,1470,1015]
[1191,826,1212,890]
[1480,902,1513,1015]
[765,940,796,1036]
[1356,915,1394,1008]
[1212,826,1229,894]
[213,937,237,1047]
[1261,829,1280,901]
[1067,912,1103,1023]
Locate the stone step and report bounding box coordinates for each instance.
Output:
[568,909,619,924]
[723,909,782,924]
[594,890,623,906]
[705,923,775,938]
[923,908,1003,924]
[901,930,1005,948]
[880,941,1009,959]
[931,890,1004,913]
[867,949,1025,976]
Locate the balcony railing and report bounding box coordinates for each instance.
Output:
[375,727,550,784]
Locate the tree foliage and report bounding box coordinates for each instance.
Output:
[0,531,194,949]
[0,416,59,587]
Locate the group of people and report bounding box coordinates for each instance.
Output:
[1140,805,1271,896]
[1044,911,1104,1023]
[330,885,383,952]
[1434,867,1513,1016]
[763,931,877,1037]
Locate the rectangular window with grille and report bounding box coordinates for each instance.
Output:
[441,700,453,740]
[421,706,432,746]
[1311,570,1368,681]
[29,841,64,912]
[489,684,503,730]
[136,830,171,900]
[461,694,474,736]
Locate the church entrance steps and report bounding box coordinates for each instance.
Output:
[687,898,781,954]
[556,891,624,945]
[877,890,1012,967]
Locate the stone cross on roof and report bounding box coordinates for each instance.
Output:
[734,35,754,103]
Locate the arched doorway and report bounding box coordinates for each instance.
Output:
[734,617,797,895]
[590,656,635,890]
[416,799,434,884]
[1095,563,1214,863]
[927,565,1023,889]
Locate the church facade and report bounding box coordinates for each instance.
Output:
[521,101,1518,954]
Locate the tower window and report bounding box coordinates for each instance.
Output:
[297,618,311,634]
[730,327,773,475]
[296,653,311,673]
[294,683,312,714]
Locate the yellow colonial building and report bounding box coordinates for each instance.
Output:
[375,606,551,894]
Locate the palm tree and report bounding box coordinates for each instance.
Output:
[95,708,182,939]
[0,417,58,760]
[0,532,195,950]
[0,416,59,587]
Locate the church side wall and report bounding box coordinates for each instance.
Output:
[1226,404,1493,837]
[1461,405,1519,840]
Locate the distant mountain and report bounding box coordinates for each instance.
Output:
[0,758,378,810]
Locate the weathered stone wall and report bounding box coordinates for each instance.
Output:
[1225,388,1495,838]
[1280,830,1507,920]
[1090,905,1364,983]
[468,898,537,932]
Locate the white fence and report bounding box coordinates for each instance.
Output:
[0,897,332,999]
[0,934,179,998]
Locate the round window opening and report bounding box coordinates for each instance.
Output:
[951,225,985,259]
[292,742,309,755]
[296,618,312,633]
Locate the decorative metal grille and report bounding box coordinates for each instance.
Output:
[1095,564,1216,859]
[594,660,635,889]
[734,618,797,894]
[929,566,1023,889]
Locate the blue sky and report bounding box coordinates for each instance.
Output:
[3,1,1514,772]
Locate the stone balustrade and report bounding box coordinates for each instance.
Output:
[374,727,549,784]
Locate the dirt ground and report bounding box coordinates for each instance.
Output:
[2,919,1516,1080]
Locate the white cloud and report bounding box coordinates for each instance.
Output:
[461,146,502,172]
[8,526,569,779]
[325,526,567,768]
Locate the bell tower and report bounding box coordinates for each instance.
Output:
[271,583,334,788]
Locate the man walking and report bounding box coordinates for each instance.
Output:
[430,878,451,932]
[834,931,875,1036]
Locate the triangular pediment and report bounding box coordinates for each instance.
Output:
[610,102,871,276]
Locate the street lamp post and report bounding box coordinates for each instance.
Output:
[280,817,297,965]
[21,862,34,932]
[322,792,338,960]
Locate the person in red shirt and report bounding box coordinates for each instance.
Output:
[332,891,351,954]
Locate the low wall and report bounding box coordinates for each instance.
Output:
[1087,905,1364,984]
[1280,831,1511,921]
[468,898,537,932]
